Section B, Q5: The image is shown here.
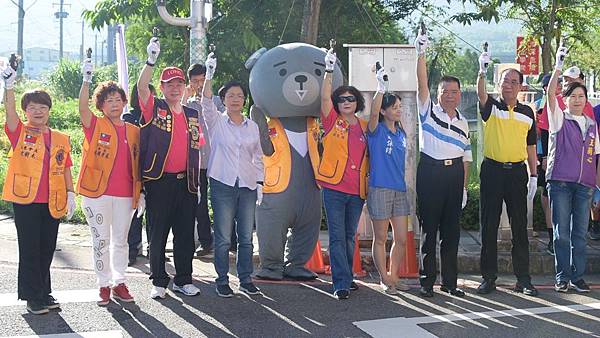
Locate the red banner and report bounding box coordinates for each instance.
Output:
[516,36,540,75]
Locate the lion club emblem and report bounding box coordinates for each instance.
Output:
[191,125,200,141]
[55,149,65,165]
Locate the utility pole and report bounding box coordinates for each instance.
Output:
[300,0,322,45]
[80,21,84,62]
[94,34,98,67]
[107,25,116,64]
[16,0,25,76]
[53,0,70,60]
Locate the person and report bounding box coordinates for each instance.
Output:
[562,66,594,119]
[78,60,144,305]
[546,47,598,293]
[316,50,369,300]
[367,67,410,295]
[137,36,201,299]
[477,50,538,296]
[1,66,76,314]
[201,53,264,297]
[592,103,600,240]
[415,32,471,298]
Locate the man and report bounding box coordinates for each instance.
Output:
[137,37,202,299]
[414,31,472,298]
[477,50,538,296]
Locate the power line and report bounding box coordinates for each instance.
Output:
[278,0,297,44]
[357,0,385,42]
[415,9,483,52]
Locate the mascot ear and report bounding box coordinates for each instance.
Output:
[245,47,268,70]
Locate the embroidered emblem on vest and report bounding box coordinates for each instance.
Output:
[55,149,65,165]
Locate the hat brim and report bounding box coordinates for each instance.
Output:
[160,76,185,83]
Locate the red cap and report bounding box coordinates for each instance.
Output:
[160,67,185,82]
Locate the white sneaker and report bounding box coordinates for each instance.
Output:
[380,283,399,295]
[173,283,200,296]
[150,286,167,299]
[395,280,410,291]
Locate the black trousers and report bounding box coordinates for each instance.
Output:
[417,156,463,289]
[127,212,150,259]
[146,175,197,287]
[196,169,213,248]
[13,203,60,301]
[479,159,530,283]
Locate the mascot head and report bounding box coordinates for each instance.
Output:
[245,43,344,118]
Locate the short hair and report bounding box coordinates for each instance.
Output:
[438,75,461,91]
[93,81,128,111]
[188,63,207,78]
[563,82,588,100]
[218,81,248,102]
[332,85,365,114]
[379,93,402,122]
[21,89,52,111]
[501,68,524,85]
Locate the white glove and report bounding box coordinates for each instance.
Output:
[146,37,160,65]
[461,188,467,209]
[325,51,336,72]
[2,66,16,90]
[375,67,387,93]
[66,191,76,221]
[205,52,217,80]
[555,46,568,71]
[414,33,428,55]
[527,176,538,201]
[256,184,263,206]
[82,59,93,83]
[136,192,146,218]
[479,50,491,73]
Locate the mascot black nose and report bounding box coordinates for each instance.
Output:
[294,75,308,84]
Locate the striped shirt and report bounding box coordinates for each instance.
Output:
[418,97,472,162]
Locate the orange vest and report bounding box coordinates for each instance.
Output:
[77,116,141,208]
[316,116,369,199]
[2,124,71,218]
[263,118,320,193]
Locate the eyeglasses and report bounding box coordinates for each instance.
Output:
[338,95,357,103]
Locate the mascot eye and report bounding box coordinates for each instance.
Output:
[279,68,287,76]
[314,69,322,76]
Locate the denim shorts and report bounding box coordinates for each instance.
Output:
[367,186,410,220]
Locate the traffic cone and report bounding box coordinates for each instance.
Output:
[305,240,328,274]
[352,234,367,278]
[398,225,419,278]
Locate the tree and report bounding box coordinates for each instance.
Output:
[300,0,322,44]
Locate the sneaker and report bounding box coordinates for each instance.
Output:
[514,282,538,296]
[216,284,234,298]
[334,289,350,300]
[546,241,555,256]
[395,280,410,291]
[112,283,135,302]
[195,246,213,257]
[150,286,167,299]
[477,279,496,294]
[349,281,359,291]
[570,279,591,293]
[589,222,600,240]
[239,283,261,295]
[97,287,111,306]
[173,283,200,296]
[554,281,569,292]
[26,300,49,315]
[440,286,465,297]
[380,283,399,295]
[45,295,60,310]
[419,287,434,298]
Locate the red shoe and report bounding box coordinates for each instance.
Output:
[97,287,111,306]
[112,283,135,302]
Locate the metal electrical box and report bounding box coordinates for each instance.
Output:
[344,44,417,92]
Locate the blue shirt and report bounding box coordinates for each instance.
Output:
[367,122,407,192]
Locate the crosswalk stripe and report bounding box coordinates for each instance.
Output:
[0,289,99,307]
[7,330,123,338]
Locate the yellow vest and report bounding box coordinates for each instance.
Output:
[263,118,320,193]
[316,116,369,199]
[3,124,71,218]
[77,116,141,208]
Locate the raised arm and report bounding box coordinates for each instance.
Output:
[415,31,429,106]
[79,59,94,128]
[200,53,220,129]
[1,67,19,132]
[369,68,386,132]
[548,46,568,116]
[321,51,337,118]
[477,49,491,106]
[137,37,160,107]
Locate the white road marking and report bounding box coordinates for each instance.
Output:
[0,289,99,307]
[7,330,123,338]
[353,302,600,338]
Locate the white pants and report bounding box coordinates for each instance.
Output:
[82,195,135,287]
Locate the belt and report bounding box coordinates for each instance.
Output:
[163,172,187,179]
[420,153,463,167]
[484,158,525,169]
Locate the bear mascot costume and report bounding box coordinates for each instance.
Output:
[245,43,343,280]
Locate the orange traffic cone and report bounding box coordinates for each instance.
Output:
[305,240,328,274]
[398,229,419,278]
[352,234,367,278]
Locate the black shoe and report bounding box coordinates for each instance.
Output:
[195,246,213,257]
[514,282,538,296]
[216,284,234,298]
[350,281,359,291]
[239,283,261,295]
[546,241,555,256]
[554,281,569,292]
[589,222,600,240]
[570,279,591,293]
[128,256,137,266]
[45,295,60,310]
[440,286,465,297]
[334,289,350,300]
[419,287,434,298]
[26,300,49,315]
[477,280,496,294]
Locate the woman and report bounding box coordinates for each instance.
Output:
[1,66,76,315]
[201,53,264,298]
[367,68,410,294]
[316,51,369,300]
[546,47,599,293]
[78,61,144,306]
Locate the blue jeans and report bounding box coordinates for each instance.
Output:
[548,181,593,283]
[323,188,365,292]
[210,178,256,286]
